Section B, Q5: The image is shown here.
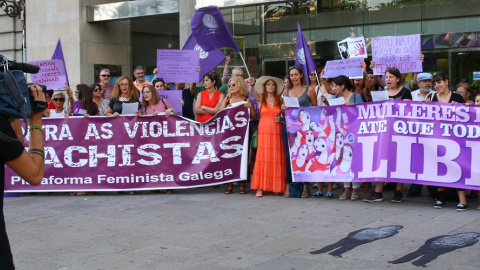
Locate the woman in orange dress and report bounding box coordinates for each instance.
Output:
[250,76,286,197]
[195,72,224,123]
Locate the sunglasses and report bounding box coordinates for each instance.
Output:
[265,83,275,86]
[386,67,399,72]
[93,88,102,92]
[309,73,315,76]
[100,74,111,77]
[75,91,79,94]
[53,98,65,102]
[228,83,236,87]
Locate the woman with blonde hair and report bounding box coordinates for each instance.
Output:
[106,76,140,118]
[220,76,257,194]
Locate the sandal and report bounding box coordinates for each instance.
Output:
[239,183,247,194]
[284,184,291,198]
[301,183,310,198]
[224,183,233,194]
[255,190,263,197]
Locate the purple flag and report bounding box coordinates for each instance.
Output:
[182,34,225,82]
[295,22,316,85]
[51,39,69,85]
[191,6,240,52]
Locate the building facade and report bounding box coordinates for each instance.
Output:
[2,0,479,88]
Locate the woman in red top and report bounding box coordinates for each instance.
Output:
[195,72,224,123]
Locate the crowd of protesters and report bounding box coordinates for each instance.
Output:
[39,56,480,212]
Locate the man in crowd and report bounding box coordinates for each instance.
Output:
[133,66,152,92]
[411,72,435,101]
[99,68,114,100]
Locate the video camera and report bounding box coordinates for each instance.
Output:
[0,54,47,119]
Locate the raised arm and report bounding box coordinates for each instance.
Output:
[6,85,46,185]
[221,55,230,85]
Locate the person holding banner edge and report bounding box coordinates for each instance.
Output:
[1,84,46,269]
[221,77,257,194]
[282,66,317,198]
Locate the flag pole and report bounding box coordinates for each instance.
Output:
[238,52,252,79]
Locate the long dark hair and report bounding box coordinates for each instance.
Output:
[288,66,306,86]
[203,71,218,86]
[77,84,97,115]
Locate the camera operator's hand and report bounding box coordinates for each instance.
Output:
[28,84,46,123]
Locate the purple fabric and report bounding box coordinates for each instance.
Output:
[183,34,226,82]
[323,57,364,78]
[284,101,480,190]
[5,106,250,192]
[372,34,422,75]
[295,22,316,85]
[51,39,69,85]
[190,6,240,52]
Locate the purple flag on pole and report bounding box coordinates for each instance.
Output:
[183,34,226,82]
[51,39,69,85]
[191,6,240,52]
[295,22,316,85]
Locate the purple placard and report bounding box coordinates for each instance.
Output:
[372,34,422,75]
[158,90,183,116]
[4,106,249,192]
[29,59,67,89]
[157,49,200,83]
[322,57,364,78]
[285,101,480,190]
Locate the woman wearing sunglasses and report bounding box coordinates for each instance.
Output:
[194,72,224,123]
[71,84,98,117]
[45,91,69,118]
[219,77,257,194]
[91,83,110,116]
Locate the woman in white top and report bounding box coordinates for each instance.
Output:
[45,91,69,118]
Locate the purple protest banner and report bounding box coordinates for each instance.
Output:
[4,106,250,193]
[29,59,68,90]
[372,34,422,75]
[295,22,316,85]
[322,57,364,78]
[157,49,200,83]
[182,34,225,82]
[191,6,240,52]
[158,90,183,116]
[285,101,480,190]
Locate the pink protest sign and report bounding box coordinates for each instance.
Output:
[157,49,200,83]
[372,34,422,75]
[29,59,68,89]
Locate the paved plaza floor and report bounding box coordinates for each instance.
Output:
[4,185,480,270]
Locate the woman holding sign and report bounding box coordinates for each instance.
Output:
[195,72,224,123]
[140,85,177,117]
[282,66,317,198]
[106,76,140,118]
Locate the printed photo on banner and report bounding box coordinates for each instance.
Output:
[5,105,250,193]
[284,101,480,191]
